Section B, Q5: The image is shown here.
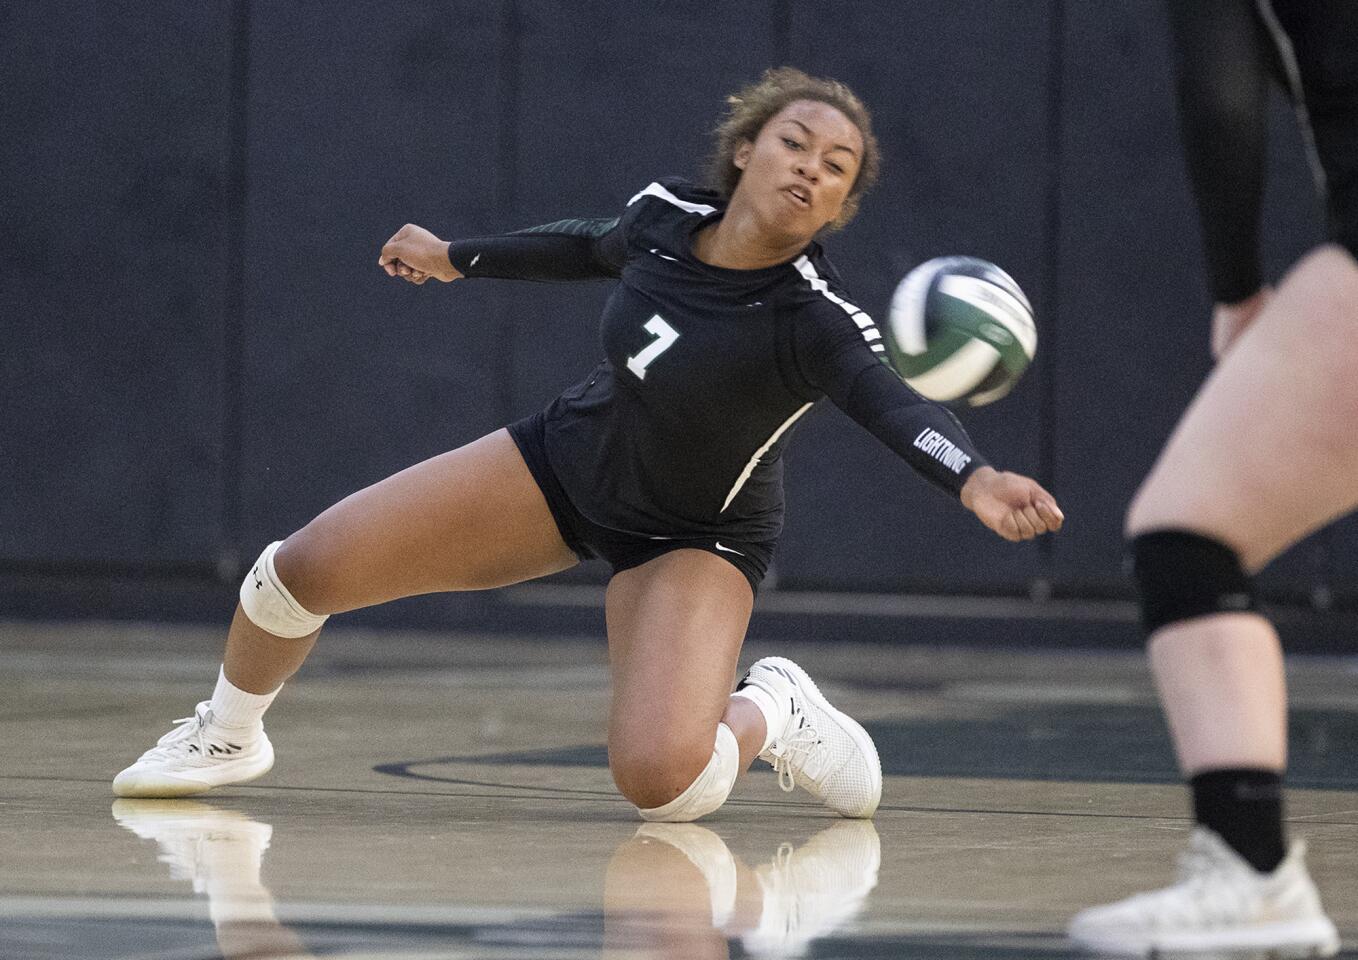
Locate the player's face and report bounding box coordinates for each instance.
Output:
[733,100,864,238]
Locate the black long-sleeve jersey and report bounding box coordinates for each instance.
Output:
[1166,0,1358,303]
[447,177,988,541]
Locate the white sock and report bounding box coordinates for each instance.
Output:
[731,682,789,755]
[209,666,280,731]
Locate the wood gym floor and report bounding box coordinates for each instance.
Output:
[3,616,1355,959]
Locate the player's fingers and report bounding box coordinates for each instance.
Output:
[995,511,1021,542]
[1037,500,1064,531]
[1011,509,1037,540]
[382,260,398,276]
[1021,504,1046,535]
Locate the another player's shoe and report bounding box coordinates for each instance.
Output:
[741,820,881,958]
[739,657,882,818]
[113,702,274,798]
[1067,827,1340,958]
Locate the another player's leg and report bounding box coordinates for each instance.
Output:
[113,428,579,798]
[1068,247,1358,957]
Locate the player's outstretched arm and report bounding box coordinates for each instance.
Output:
[379,224,462,285]
[381,216,625,287]
[960,466,1064,542]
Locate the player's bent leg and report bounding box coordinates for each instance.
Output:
[115,428,579,799]
[605,550,755,817]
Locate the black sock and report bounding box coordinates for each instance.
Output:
[1190,768,1286,873]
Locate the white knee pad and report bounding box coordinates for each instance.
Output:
[239,541,328,639]
[638,723,740,823]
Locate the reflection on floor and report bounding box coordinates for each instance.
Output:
[2,619,1356,959]
[99,800,879,959]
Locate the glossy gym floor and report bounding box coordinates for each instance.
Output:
[3,615,1356,959]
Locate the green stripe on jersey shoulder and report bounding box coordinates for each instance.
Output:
[514,216,619,238]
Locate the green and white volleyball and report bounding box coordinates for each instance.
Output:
[886,256,1037,407]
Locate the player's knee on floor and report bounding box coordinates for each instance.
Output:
[627,724,739,822]
[1129,529,1257,634]
[239,540,329,639]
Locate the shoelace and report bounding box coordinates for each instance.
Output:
[140,708,216,763]
[771,724,825,793]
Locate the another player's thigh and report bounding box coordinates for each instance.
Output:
[276,428,578,613]
[1128,246,1358,569]
[605,549,754,762]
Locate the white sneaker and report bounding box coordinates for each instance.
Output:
[113,702,274,798]
[741,820,881,958]
[740,657,882,818]
[1068,827,1340,959]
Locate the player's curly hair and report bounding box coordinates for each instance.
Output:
[707,66,881,230]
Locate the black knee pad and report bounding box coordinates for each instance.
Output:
[1128,530,1257,633]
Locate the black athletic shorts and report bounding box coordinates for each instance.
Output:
[507,410,775,593]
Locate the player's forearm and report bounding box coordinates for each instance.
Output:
[861,401,989,497]
[447,218,623,282]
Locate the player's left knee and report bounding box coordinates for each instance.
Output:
[632,723,739,822]
[1128,529,1258,635]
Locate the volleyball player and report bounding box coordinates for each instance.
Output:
[1067,245,1353,956]
[1066,7,1355,953]
[113,68,1062,823]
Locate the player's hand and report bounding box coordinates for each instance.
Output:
[959,466,1064,542]
[378,223,463,284]
[1211,286,1271,359]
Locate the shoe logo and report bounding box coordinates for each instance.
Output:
[649,247,679,262]
[714,541,745,557]
[252,564,263,590]
[207,743,243,756]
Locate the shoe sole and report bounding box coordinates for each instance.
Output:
[758,656,882,818]
[1069,918,1341,958]
[112,748,275,799]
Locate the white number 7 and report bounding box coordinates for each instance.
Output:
[625,315,680,380]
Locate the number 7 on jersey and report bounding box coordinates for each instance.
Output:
[626,315,680,380]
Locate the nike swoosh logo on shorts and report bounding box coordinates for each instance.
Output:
[714,542,745,556]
